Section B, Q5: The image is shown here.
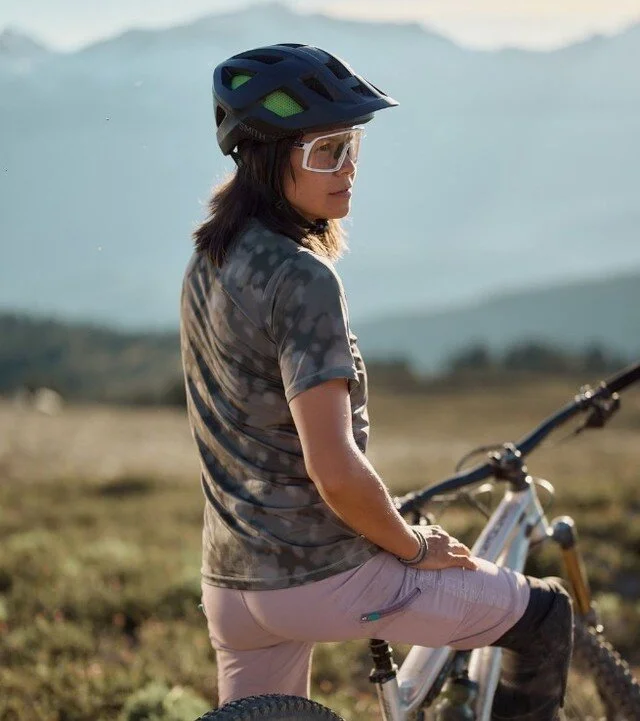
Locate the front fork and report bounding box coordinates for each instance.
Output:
[551,515,600,626]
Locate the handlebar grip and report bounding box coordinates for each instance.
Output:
[604,361,640,394]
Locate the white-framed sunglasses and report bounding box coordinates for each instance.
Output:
[292,126,365,173]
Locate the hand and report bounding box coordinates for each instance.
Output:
[410,525,478,571]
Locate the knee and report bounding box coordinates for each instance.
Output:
[531,575,571,609]
[542,577,572,612]
[492,576,573,653]
[539,578,573,651]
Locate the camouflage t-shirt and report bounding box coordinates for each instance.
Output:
[180,218,380,590]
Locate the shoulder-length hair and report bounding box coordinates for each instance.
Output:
[194,137,346,267]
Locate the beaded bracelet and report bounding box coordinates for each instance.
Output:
[397,528,428,566]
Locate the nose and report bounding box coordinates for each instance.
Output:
[336,152,356,176]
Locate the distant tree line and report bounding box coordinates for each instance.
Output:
[0,313,633,406]
[446,341,627,376]
[0,313,181,403]
[364,341,630,394]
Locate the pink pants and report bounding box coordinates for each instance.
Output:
[201,552,530,706]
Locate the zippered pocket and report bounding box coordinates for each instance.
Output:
[360,587,421,623]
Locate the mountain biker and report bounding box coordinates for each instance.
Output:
[180,44,573,721]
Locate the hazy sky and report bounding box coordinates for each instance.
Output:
[2,0,640,51]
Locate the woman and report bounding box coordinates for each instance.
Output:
[180,44,572,720]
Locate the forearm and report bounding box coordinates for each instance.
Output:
[311,447,420,560]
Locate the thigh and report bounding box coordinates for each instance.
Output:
[393,557,531,649]
[242,553,530,649]
[215,641,314,706]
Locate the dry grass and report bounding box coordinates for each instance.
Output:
[0,400,198,484]
[2,376,638,492]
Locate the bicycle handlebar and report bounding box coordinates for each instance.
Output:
[605,361,640,394]
[397,361,640,516]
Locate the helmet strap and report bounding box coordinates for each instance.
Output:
[310,219,329,234]
[230,150,243,168]
[274,196,328,235]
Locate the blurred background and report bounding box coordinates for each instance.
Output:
[1,2,639,719]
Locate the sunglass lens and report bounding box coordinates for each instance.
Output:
[307,131,362,171]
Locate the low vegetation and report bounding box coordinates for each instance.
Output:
[1,378,639,720]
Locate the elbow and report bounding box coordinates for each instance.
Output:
[305,442,360,498]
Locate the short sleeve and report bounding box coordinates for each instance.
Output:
[267,254,358,403]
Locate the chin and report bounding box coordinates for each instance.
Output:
[325,204,351,221]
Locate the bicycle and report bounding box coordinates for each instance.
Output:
[198,361,640,721]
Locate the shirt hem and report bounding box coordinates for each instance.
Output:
[285,365,358,403]
[201,544,381,591]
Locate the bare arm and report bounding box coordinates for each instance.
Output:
[289,378,477,571]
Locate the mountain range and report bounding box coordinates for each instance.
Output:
[357,270,640,370]
[2,3,640,337]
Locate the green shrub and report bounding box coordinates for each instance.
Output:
[120,682,209,721]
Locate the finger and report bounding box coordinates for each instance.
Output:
[455,543,471,556]
[459,556,479,570]
[450,543,471,556]
[428,526,446,537]
[448,553,478,570]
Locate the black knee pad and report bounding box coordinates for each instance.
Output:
[491,576,572,653]
[490,578,573,719]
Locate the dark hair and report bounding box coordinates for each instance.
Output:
[193,137,346,267]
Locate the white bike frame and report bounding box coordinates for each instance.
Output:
[374,478,551,721]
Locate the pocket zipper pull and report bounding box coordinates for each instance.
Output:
[360,587,421,623]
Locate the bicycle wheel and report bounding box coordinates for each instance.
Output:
[563,616,640,721]
[196,694,345,721]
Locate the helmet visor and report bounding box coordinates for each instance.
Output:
[294,127,364,173]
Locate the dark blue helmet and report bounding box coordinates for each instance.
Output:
[213,43,398,156]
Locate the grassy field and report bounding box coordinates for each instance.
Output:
[1,376,639,720]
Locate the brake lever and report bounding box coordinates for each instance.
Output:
[555,384,621,441]
[573,385,621,436]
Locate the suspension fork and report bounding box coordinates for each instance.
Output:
[551,515,596,621]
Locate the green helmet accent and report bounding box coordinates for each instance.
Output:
[230,74,252,90]
[231,73,305,118]
[262,90,304,118]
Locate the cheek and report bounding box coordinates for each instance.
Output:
[285,167,328,212]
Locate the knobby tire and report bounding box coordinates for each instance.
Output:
[564,616,640,721]
[196,693,345,721]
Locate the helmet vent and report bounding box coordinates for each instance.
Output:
[230,73,253,90]
[302,77,333,102]
[215,106,226,128]
[233,51,283,65]
[221,67,254,90]
[325,57,351,80]
[262,89,306,117]
[352,81,376,98]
